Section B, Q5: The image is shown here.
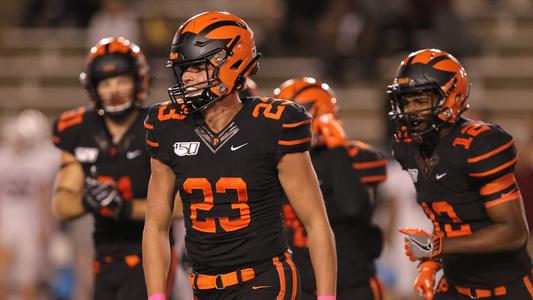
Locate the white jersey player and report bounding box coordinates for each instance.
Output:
[0,109,59,300]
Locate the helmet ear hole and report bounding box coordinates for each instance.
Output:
[230,60,242,70]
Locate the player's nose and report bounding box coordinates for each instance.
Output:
[182,70,197,85]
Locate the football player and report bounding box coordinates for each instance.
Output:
[51,37,177,300]
[389,49,533,299]
[142,11,337,300]
[274,77,387,300]
[0,109,59,300]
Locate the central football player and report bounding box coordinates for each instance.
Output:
[142,11,337,300]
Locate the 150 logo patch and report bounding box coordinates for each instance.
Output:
[174,142,200,156]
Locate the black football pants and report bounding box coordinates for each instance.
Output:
[435,272,533,300]
[92,255,147,300]
[192,252,301,300]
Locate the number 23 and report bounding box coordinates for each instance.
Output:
[183,177,250,233]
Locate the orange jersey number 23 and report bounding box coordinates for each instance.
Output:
[183,177,250,233]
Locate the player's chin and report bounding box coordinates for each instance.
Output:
[104,101,133,113]
[412,124,428,132]
[408,124,432,138]
[408,118,432,133]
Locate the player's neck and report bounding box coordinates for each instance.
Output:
[202,93,243,133]
[420,125,452,157]
[104,109,139,144]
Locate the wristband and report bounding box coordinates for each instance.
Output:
[317,296,336,300]
[148,293,166,300]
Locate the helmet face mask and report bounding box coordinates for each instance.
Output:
[96,74,136,120]
[387,49,470,142]
[167,11,261,115]
[167,50,227,114]
[390,88,443,140]
[81,37,150,121]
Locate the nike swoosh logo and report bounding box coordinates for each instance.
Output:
[126,149,142,159]
[230,143,248,151]
[409,237,432,252]
[436,173,447,180]
[252,285,271,290]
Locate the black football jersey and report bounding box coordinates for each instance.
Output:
[52,106,150,257]
[283,140,387,289]
[145,97,312,273]
[393,117,531,287]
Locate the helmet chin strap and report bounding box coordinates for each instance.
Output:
[170,78,228,115]
[104,101,133,113]
[398,91,449,143]
[409,113,451,144]
[98,101,137,122]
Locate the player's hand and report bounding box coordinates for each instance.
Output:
[414,260,441,300]
[313,114,346,149]
[399,228,442,261]
[83,177,131,219]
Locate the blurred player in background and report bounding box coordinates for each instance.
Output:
[374,159,433,300]
[389,49,532,299]
[143,11,336,300]
[274,77,387,300]
[51,37,177,300]
[0,109,59,300]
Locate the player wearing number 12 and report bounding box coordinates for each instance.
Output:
[389,49,533,299]
[142,11,337,300]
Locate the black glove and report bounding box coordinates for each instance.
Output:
[83,177,132,220]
